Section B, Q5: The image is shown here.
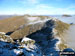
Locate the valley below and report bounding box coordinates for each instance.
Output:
[63,25,75,49]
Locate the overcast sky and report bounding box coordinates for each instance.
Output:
[0,0,75,15]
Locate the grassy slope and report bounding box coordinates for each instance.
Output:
[55,20,70,36]
[10,23,44,39]
[55,20,70,50]
[0,15,49,39]
[0,15,49,33]
[0,16,28,33]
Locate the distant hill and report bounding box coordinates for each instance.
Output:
[62,14,72,17]
[0,15,14,20]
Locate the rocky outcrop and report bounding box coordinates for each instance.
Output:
[0,41,42,56]
[0,32,14,43]
[0,32,41,56]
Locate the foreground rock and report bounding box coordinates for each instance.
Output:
[0,32,14,43]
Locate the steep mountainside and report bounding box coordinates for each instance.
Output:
[0,15,50,33]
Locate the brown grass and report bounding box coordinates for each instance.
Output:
[0,16,28,33]
[55,20,70,50]
[58,43,68,51]
[0,15,50,33]
[10,23,44,39]
[55,20,70,36]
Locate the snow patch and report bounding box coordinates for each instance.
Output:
[14,49,23,55]
[21,37,32,42]
[27,17,39,22]
[55,37,61,50]
[0,32,5,35]
[28,19,50,25]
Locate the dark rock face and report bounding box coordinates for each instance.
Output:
[6,31,14,35]
[62,48,75,56]
[44,20,55,27]
[63,48,75,52]
[27,20,55,42]
[26,19,59,56]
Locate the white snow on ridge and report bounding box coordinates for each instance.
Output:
[27,17,40,22]
[27,16,53,24]
[14,49,23,55]
[0,32,5,35]
[55,37,61,50]
[21,37,32,42]
[28,18,50,25]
